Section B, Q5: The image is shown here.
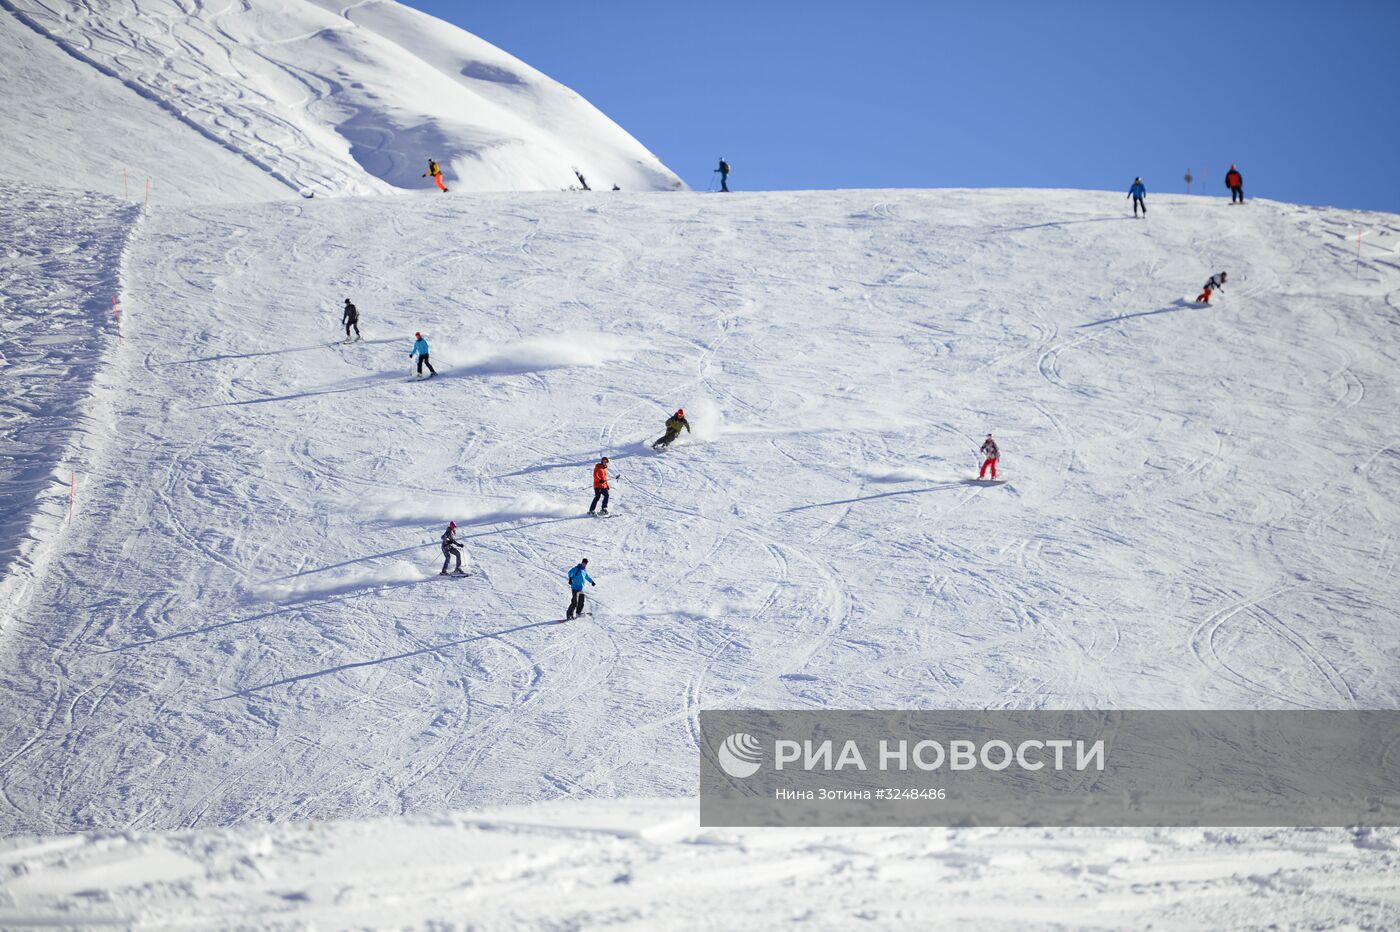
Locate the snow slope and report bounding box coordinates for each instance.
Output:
[1,188,1398,845]
[0,0,683,200]
[2,801,1397,929]
[0,181,139,634]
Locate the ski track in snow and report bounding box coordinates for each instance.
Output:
[0,187,1398,924]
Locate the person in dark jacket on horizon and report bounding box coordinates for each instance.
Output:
[715,158,730,192]
[1128,177,1147,217]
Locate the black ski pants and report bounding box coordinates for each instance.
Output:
[567,590,586,618]
[1132,196,1146,216]
[441,545,462,573]
[1230,186,1244,203]
[589,488,609,512]
[653,428,679,449]
[344,319,360,339]
[417,354,436,376]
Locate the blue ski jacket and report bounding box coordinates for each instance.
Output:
[568,564,595,591]
[1128,181,1146,198]
[410,337,430,357]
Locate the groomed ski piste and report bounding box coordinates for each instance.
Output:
[3,183,1399,928]
[3,2,1400,929]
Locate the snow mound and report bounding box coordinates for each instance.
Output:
[0,0,683,200]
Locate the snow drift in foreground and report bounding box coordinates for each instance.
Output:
[0,0,683,200]
[0,801,1396,929]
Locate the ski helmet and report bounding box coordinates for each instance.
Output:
[448,520,456,529]
[676,408,685,417]
[415,332,422,339]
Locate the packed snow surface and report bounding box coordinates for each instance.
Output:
[1,184,1398,926]
[2,801,1397,928]
[0,0,683,200]
[2,186,1398,831]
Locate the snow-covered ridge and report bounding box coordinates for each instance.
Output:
[1,0,683,199]
[0,182,141,632]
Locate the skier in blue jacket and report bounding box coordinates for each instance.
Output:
[566,558,595,619]
[409,331,436,378]
[1127,178,1147,217]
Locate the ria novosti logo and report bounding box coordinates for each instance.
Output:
[717,732,763,778]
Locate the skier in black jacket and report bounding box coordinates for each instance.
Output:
[341,299,361,342]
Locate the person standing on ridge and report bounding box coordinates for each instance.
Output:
[1225,164,1244,204]
[652,408,692,451]
[979,434,1000,480]
[341,298,361,342]
[1196,271,1227,304]
[1128,177,1147,217]
[409,331,436,378]
[715,157,730,192]
[589,456,610,515]
[423,158,448,193]
[566,558,595,620]
[440,520,466,576]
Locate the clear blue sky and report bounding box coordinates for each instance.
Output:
[407,1,1400,213]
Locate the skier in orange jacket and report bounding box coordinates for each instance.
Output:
[589,457,610,515]
[1225,165,1243,204]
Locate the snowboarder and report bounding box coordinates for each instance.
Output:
[566,558,596,619]
[409,331,436,378]
[979,434,1000,480]
[423,159,448,193]
[715,158,730,192]
[1225,165,1244,204]
[652,408,692,451]
[1196,271,1227,304]
[574,169,591,191]
[440,520,466,575]
[589,456,610,515]
[1128,177,1147,217]
[341,298,361,342]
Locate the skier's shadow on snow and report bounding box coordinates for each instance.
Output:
[171,337,397,366]
[786,481,967,512]
[492,442,651,479]
[216,620,559,700]
[195,370,405,409]
[985,217,1136,235]
[1078,299,1200,328]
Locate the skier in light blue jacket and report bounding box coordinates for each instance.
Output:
[566,558,595,619]
[1127,177,1147,217]
[409,331,436,378]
